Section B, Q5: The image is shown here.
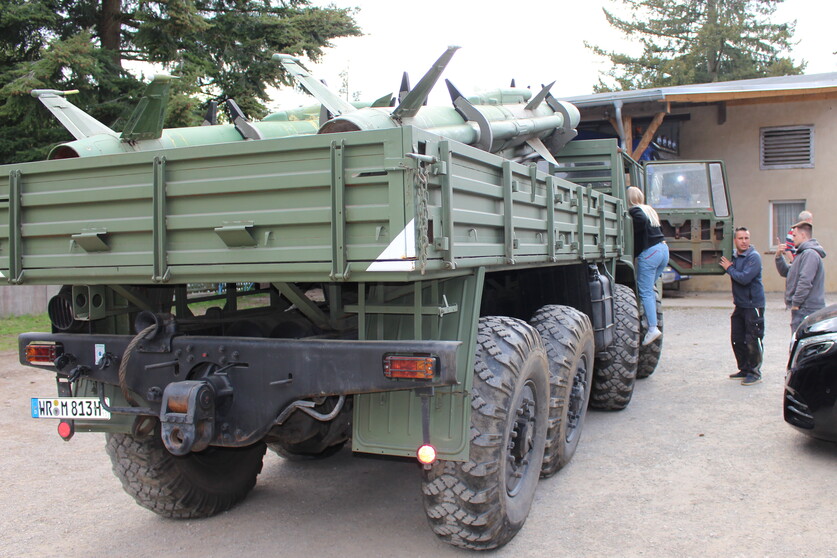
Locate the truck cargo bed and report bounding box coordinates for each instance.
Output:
[1,126,623,285]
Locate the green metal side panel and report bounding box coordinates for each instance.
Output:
[1,127,623,286]
[0,128,416,284]
[351,270,483,460]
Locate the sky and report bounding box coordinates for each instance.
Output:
[267,0,836,111]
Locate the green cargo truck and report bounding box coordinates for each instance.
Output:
[2,52,732,550]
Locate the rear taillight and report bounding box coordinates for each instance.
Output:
[383,355,437,380]
[417,444,437,465]
[25,342,63,365]
[57,420,74,441]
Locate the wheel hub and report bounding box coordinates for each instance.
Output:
[566,360,588,442]
[506,382,537,496]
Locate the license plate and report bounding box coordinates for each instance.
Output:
[31,397,111,420]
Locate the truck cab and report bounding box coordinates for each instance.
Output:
[551,139,734,277]
[643,160,733,276]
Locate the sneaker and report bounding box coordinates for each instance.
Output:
[729,371,748,380]
[642,326,662,346]
[741,373,762,386]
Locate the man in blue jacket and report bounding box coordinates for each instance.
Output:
[720,227,765,386]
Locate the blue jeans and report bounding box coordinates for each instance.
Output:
[636,242,669,328]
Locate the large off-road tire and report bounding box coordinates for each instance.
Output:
[267,396,351,461]
[637,293,664,379]
[529,305,594,477]
[422,316,549,550]
[268,439,346,461]
[590,283,640,411]
[106,430,266,519]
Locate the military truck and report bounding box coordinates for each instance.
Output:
[2,50,732,550]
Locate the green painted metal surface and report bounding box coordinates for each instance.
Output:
[1,126,622,287]
[0,126,630,458]
[351,272,482,459]
[554,139,733,276]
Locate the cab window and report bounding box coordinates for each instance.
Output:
[646,163,714,210]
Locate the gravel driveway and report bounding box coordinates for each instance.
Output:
[1,292,835,557]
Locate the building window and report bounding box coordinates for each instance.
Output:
[760,125,814,170]
[770,200,806,248]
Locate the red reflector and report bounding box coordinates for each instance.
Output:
[383,355,436,380]
[57,420,74,440]
[25,342,62,365]
[417,444,437,465]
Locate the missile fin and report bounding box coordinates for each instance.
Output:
[446,80,493,152]
[525,81,555,111]
[399,72,411,103]
[120,74,175,142]
[392,46,460,121]
[544,94,580,152]
[202,100,218,126]
[525,137,559,166]
[273,53,356,116]
[31,89,118,140]
[226,99,264,140]
[371,93,394,108]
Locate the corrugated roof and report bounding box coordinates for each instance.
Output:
[564,72,837,107]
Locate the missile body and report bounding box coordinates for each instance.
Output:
[49,120,319,159]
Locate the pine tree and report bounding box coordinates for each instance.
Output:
[587,0,804,92]
[0,0,360,163]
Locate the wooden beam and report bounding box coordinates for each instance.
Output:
[631,111,666,160]
[724,90,837,107]
[668,87,837,104]
[717,101,727,125]
[608,117,619,135]
[623,114,633,153]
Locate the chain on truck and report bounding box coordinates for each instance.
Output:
[1,48,733,550]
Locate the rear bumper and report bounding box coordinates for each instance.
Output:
[20,331,460,447]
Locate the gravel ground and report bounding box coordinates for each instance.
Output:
[1,292,835,557]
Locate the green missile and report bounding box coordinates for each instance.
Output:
[34,75,319,159]
[275,48,580,164]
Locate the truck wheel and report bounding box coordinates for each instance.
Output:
[422,316,549,550]
[267,439,346,461]
[105,430,266,519]
[266,396,351,460]
[637,298,663,379]
[529,305,594,477]
[590,283,640,410]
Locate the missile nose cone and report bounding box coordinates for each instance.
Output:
[272,53,301,63]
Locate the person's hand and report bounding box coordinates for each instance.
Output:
[719,256,732,270]
[776,237,786,255]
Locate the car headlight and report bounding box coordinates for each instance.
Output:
[807,316,837,335]
[790,332,837,369]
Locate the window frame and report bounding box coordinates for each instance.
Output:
[769,199,807,250]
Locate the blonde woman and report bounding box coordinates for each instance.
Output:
[627,186,669,345]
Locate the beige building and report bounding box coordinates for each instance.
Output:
[565,74,837,292]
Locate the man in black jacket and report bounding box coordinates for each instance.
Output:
[720,227,765,386]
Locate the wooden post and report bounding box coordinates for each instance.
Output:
[631,112,666,160]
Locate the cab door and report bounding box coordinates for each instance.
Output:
[642,161,733,275]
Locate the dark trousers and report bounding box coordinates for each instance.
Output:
[731,306,764,376]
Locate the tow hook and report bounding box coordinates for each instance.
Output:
[159,381,215,455]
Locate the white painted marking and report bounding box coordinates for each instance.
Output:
[366,219,417,272]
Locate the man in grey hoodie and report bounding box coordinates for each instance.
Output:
[776,221,827,333]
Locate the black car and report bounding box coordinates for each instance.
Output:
[784,304,837,442]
